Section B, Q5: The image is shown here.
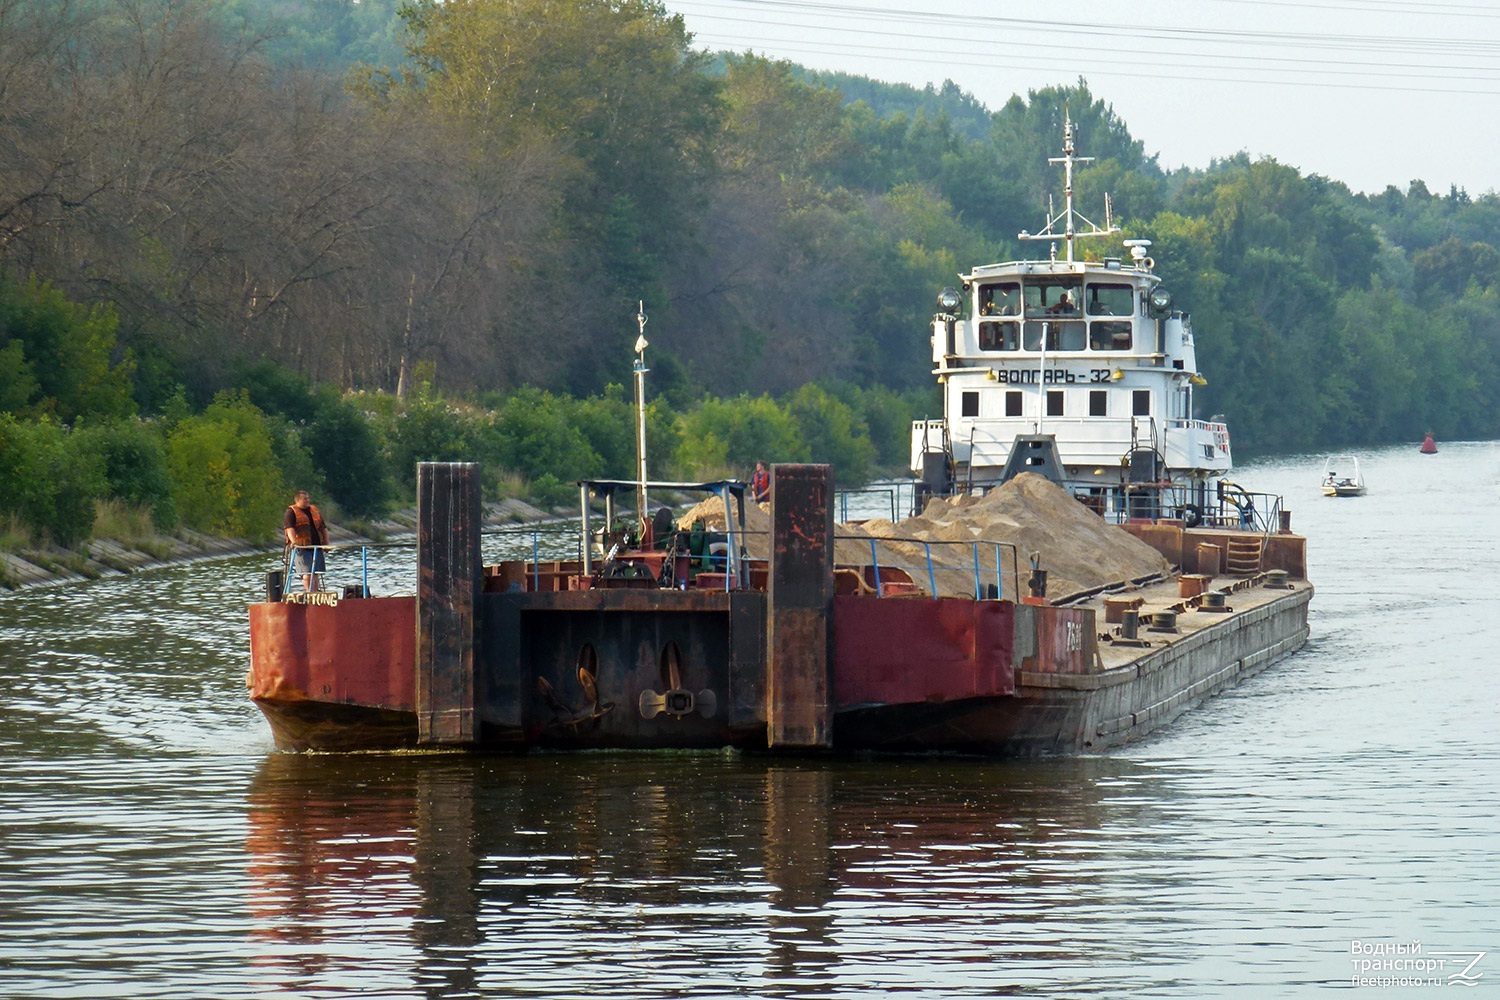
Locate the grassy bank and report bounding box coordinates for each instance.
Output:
[0,497,555,592]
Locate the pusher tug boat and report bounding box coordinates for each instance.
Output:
[245,129,1311,756]
[911,118,1235,528]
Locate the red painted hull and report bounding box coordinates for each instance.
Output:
[248,591,1033,752]
[248,597,419,751]
[247,506,1312,755]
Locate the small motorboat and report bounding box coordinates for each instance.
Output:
[1321,455,1367,497]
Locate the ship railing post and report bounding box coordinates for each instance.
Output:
[579,482,592,577]
[719,485,738,591]
[925,545,937,596]
[866,538,883,597]
[972,542,981,598]
[532,531,540,591]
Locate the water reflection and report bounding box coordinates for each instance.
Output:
[5,445,1500,998]
[244,753,1144,997]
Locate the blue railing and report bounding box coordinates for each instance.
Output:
[849,535,1020,598]
[281,544,369,598]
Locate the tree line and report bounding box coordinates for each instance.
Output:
[3,0,1499,552]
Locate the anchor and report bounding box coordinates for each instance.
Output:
[537,645,614,733]
[638,641,717,720]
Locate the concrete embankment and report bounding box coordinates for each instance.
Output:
[0,498,554,591]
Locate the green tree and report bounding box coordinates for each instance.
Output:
[488,387,601,483]
[164,392,287,540]
[307,391,392,518]
[0,340,41,414]
[0,278,136,423]
[378,384,480,492]
[0,416,107,547]
[236,359,320,425]
[673,395,805,478]
[571,386,640,480]
[719,55,846,180]
[78,419,178,530]
[381,0,721,364]
[1412,237,1500,302]
[785,384,875,486]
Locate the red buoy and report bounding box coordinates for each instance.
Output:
[1420,432,1438,454]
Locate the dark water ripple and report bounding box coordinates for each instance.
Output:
[2,446,1498,997]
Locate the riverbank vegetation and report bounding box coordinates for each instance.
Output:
[4,0,1500,557]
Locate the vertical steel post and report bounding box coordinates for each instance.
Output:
[765,464,834,749]
[633,303,649,530]
[579,482,592,576]
[416,461,481,745]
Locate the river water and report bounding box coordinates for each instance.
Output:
[1,444,1496,998]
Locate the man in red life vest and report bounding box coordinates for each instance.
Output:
[282,489,328,592]
[751,461,770,504]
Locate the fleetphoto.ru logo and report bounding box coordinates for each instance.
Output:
[1350,940,1486,988]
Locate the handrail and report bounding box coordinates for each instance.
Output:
[574,527,1021,600]
[834,533,1021,599]
[281,543,370,598]
[837,485,901,523]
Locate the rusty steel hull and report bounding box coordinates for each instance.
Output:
[247,579,1311,755]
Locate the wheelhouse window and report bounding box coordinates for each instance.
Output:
[1086,283,1134,317]
[978,321,1019,351]
[1023,320,1087,352]
[1089,320,1133,351]
[1132,389,1151,416]
[978,282,1021,317]
[1024,279,1082,318]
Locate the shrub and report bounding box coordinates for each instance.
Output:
[786,383,876,486]
[673,394,805,479]
[235,359,319,424]
[0,277,136,422]
[0,415,107,547]
[827,383,937,471]
[164,392,286,541]
[262,414,322,507]
[307,390,391,518]
[0,340,40,415]
[76,419,177,530]
[379,385,480,494]
[490,387,601,483]
[571,387,637,479]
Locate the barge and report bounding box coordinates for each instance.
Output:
[246,463,1309,754]
[245,123,1311,755]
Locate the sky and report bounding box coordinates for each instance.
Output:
[666,0,1500,197]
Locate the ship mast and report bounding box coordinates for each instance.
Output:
[633,302,649,529]
[1016,114,1119,262]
